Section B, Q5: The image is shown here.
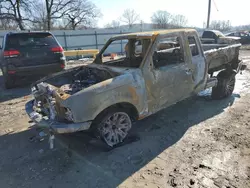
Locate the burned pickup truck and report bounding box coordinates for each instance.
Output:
[26,29,242,147]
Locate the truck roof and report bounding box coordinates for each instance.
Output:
[111,28,196,39]
[203,30,220,32]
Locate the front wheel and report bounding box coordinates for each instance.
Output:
[211,70,236,100]
[95,110,132,147]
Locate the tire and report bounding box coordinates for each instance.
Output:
[93,108,132,147]
[211,70,236,100]
[3,75,15,89]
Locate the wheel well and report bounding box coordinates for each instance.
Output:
[217,69,236,79]
[116,102,139,120]
[94,102,139,123]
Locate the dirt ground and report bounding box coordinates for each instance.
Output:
[0,51,250,188]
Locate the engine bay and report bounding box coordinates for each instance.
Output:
[32,66,115,122]
[40,66,114,95]
[60,68,103,94]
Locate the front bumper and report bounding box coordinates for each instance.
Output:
[25,100,92,134]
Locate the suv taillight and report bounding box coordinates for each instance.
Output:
[4,50,20,57]
[51,46,63,53]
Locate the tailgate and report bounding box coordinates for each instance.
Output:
[204,44,241,72]
[5,33,63,67]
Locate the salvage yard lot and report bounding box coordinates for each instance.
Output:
[0,51,250,188]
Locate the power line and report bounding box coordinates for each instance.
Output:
[213,0,219,11]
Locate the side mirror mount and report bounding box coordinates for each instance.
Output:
[94,54,102,64]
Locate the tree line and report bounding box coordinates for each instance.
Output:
[0,0,101,30]
[105,9,188,29]
[204,20,232,32]
[0,0,190,31]
[0,1,244,32]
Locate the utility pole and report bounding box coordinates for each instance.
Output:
[140,20,143,32]
[206,0,212,28]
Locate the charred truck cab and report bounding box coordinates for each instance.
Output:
[26,29,242,147]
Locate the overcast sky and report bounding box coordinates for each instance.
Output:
[92,0,250,27]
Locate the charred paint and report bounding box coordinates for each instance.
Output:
[128,87,139,104]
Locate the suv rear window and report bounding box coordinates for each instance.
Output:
[6,33,58,49]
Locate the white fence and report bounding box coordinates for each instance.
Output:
[0,28,205,55]
[0,28,150,54]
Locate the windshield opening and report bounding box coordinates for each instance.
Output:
[98,38,152,68]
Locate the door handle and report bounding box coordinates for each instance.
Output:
[185,68,192,75]
[185,68,195,81]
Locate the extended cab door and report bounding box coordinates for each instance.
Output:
[142,32,195,113]
[185,33,207,92]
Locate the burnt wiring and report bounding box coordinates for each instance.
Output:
[60,67,113,94]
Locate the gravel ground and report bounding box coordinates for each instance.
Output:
[0,51,250,188]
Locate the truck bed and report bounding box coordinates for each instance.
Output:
[202,43,241,73]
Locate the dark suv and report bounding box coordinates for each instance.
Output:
[0,32,66,88]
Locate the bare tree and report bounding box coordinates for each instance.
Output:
[0,18,18,30]
[104,23,112,29]
[234,24,250,31]
[57,18,70,30]
[210,20,231,31]
[29,1,48,30]
[151,10,172,29]
[0,0,33,30]
[65,0,101,30]
[104,20,120,29]
[171,14,188,28]
[44,0,77,30]
[203,21,207,29]
[120,9,139,28]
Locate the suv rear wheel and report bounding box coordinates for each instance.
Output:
[3,74,15,89]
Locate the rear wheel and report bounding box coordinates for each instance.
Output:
[94,109,132,147]
[3,74,15,89]
[211,70,236,100]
